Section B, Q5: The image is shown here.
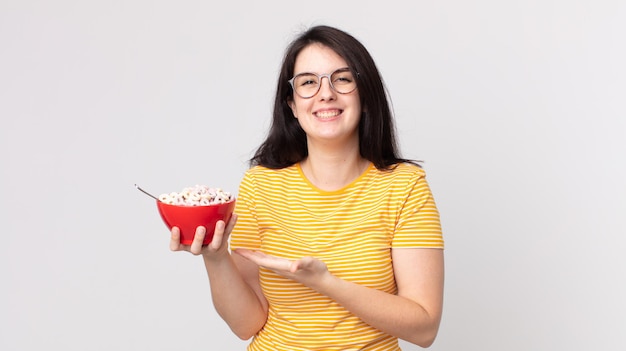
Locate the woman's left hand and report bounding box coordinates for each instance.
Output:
[234,249,331,289]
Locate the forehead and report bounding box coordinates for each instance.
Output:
[294,43,348,74]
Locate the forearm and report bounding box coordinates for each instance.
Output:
[203,254,267,340]
[314,275,441,347]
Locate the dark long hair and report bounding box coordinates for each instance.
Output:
[250,25,417,170]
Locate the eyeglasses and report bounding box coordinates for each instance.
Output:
[288,67,357,99]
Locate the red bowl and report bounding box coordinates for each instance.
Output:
[156,199,236,245]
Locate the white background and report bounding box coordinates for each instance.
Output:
[1,1,625,350]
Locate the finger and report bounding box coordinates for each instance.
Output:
[233,248,263,261]
[290,256,314,272]
[209,220,226,250]
[211,214,238,250]
[235,249,292,272]
[170,227,181,251]
[190,226,206,255]
[289,260,299,273]
[224,213,238,233]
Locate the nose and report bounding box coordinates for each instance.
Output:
[317,75,335,100]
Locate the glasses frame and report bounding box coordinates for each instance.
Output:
[288,67,358,99]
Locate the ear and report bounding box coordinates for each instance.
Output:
[288,99,298,118]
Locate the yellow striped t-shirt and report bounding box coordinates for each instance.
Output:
[230,162,443,351]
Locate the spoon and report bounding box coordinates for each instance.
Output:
[135,184,160,201]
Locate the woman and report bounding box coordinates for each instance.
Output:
[171,25,445,350]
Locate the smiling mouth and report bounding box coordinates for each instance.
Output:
[315,110,342,119]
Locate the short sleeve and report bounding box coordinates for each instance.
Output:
[229,169,262,251]
[392,170,444,249]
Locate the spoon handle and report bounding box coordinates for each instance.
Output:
[135,184,159,201]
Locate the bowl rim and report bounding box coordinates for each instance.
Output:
[156,197,236,208]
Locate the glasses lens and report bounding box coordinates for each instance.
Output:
[330,69,356,94]
[293,73,320,98]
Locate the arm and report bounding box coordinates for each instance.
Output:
[235,247,444,347]
[326,248,444,347]
[171,215,269,340]
[202,246,268,340]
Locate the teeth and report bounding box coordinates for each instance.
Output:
[316,110,340,118]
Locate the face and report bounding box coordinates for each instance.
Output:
[288,43,362,146]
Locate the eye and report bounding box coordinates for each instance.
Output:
[332,71,354,85]
[295,74,318,87]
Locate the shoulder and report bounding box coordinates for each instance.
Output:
[242,164,299,185]
[245,164,298,176]
[372,162,427,182]
[393,162,426,176]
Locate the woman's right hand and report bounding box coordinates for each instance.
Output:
[170,213,238,257]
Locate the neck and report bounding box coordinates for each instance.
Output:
[301,142,369,191]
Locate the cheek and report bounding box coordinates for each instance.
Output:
[289,99,313,119]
